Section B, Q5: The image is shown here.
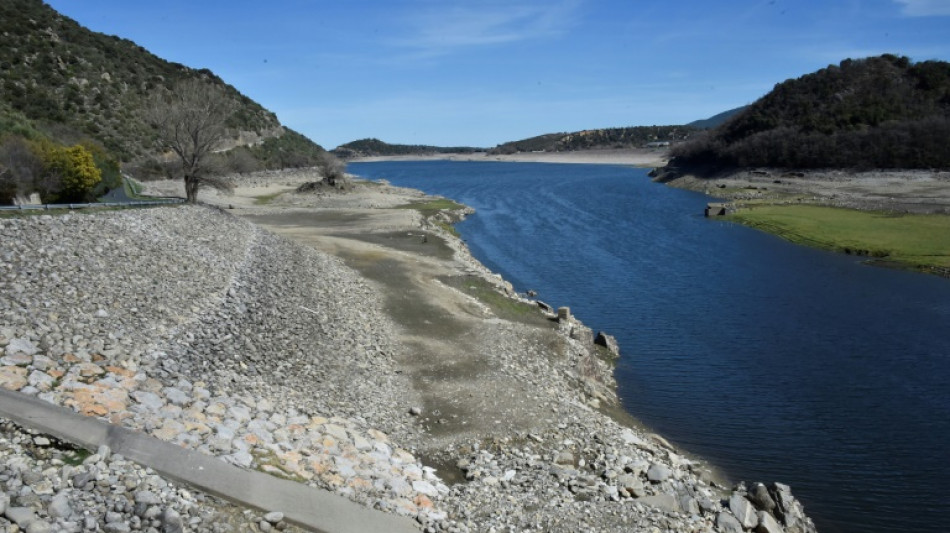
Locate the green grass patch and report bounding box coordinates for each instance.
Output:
[443,275,554,327]
[125,177,144,197]
[434,220,460,237]
[62,448,92,466]
[253,190,287,205]
[394,197,465,216]
[726,204,950,270]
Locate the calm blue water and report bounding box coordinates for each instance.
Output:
[350,161,950,533]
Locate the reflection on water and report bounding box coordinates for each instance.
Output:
[351,161,950,533]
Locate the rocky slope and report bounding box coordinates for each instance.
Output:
[0,196,817,532]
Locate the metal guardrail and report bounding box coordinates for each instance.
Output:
[0,198,184,211]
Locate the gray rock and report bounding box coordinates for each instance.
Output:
[135,490,163,505]
[637,493,680,514]
[163,387,191,406]
[227,450,253,468]
[757,510,785,533]
[729,492,759,529]
[594,331,620,356]
[646,463,671,482]
[555,451,575,466]
[47,493,72,519]
[26,521,52,533]
[7,337,39,356]
[5,506,38,526]
[749,482,777,512]
[104,523,132,533]
[0,492,7,514]
[412,480,439,497]
[715,511,744,533]
[263,511,285,524]
[678,494,700,515]
[131,390,165,411]
[616,474,645,497]
[97,443,112,461]
[162,508,184,533]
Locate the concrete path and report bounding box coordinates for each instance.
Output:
[0,389,419,533]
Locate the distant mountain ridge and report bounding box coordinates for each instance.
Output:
[671,54,950,169]
[488,125,698,155]
[0,0,325,167]
[687,106,749,129]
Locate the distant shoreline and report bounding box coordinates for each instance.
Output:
[347,148,669,168]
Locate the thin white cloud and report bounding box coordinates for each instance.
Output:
[894,0,950,16]
[394,0,580,55]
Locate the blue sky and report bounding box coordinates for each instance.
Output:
[46,0,950,149]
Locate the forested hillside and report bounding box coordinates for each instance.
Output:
[671,54,950,169]
[489,126,697,155]
[0,0,329,203]
[333,138,483,159]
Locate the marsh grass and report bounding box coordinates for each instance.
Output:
[394,198,465,216]
[727,204,950,270]
[443,275,553,327]
[434,220,460,237]
[253,190,287,205]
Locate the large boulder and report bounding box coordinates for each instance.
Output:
[729,492,759,529]
[715,511,744,533]
[594,331,620,356]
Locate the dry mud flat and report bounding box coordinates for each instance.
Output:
[0,169,815,532]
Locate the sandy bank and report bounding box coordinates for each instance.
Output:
[349,147,669,167]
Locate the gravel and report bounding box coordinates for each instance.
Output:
[0,203,818,532]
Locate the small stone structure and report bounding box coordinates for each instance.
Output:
[705,203,729,217]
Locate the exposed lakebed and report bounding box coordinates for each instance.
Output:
[350,160,950,533]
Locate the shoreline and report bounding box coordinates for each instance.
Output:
[657,167,950,277]
[0,168,816,532]
[347,147,669,168]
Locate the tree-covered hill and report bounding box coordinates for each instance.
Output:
[0,0,326,165]
[671,54,950,170]
[332,138,484,159]
[488,126,697,155]
[0,0,333,202]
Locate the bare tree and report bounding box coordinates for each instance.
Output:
[315,151,349,189]
[146,79,236,203]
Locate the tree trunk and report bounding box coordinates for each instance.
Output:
[185,175,199,204]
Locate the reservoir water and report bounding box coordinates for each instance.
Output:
[350,160,950,533]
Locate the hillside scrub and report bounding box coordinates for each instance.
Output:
[0,135,117,203]
[672,55,950,170]
[0,0,324,174]
[490,126,697,155]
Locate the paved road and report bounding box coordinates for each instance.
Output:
[0,389,419,533]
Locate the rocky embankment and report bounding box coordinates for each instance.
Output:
[1,200,817,532]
